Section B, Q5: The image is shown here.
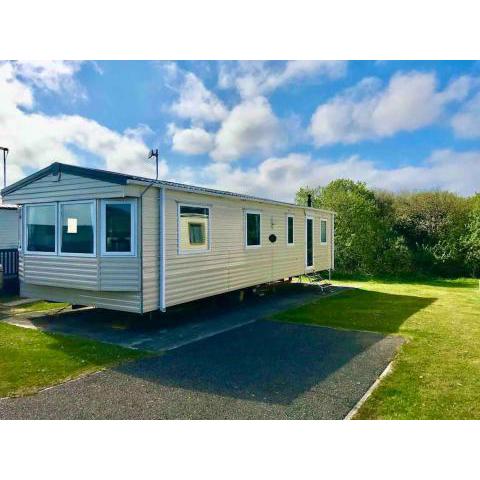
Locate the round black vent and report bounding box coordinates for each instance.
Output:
[269,234,277,243]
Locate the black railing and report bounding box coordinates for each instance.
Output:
[0,249,19,279]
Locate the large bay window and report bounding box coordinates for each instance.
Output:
[26,204,57,254]
[60,201,95,256]
[178,204,210,253]
[23,198,137,257]
[101,199,137,256]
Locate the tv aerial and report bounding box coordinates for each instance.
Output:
[148,149,159,180]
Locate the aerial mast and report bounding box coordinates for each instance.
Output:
[148,149,159,180]
[0,146,8,188]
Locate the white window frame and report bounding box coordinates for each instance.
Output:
[245,210,262,249]
[101,198,137,257]
[58,200,97,258]
[320,219,328,245]
[286,214,295,246]
[177,202,211,255]
[24,203,58,256]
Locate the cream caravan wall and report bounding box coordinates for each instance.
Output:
[141,187,160,312]
[164,189,333,308]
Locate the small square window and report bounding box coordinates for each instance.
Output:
[188,222,206,245]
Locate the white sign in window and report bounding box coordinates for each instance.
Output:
[67,218,78,234]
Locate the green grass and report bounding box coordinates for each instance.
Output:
[0,322,147,398]
[274,277,480,419]
[10,300,69,314]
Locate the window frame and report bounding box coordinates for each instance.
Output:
[286,214,295,246]
[177,202,211,255]
[58,200,97,258]
[100,198,137,257]
[320,219,328,245]
[245,210,262,249]
[24,202,58,256]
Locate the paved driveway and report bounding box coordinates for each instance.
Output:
[0,320,402,420]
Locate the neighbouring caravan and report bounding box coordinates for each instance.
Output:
[0,204,19,249]
[1,162,335,313]
[0,203,19,290]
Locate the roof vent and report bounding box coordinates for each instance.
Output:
[307,194,312,207]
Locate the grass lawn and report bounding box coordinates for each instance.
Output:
[274,276,480,419]
[0,322,147,398]
[10,300,70,314]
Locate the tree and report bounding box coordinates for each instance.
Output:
[296,180,403,274]
[392,191,470,276]
[463,194,480,277]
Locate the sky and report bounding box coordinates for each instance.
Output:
[1,60,480,202]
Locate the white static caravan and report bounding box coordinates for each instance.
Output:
[1,162,335,314]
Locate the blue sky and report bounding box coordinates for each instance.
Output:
[1,60,480,201]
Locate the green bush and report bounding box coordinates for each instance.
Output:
[296,181,478,278]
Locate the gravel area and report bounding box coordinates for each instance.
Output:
[0,320,403,420]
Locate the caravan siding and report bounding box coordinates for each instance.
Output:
[164,189,333,308]
[20,282,142,313]
[0,208,19,249]
[4,172,126,203]
[141,187,160,312]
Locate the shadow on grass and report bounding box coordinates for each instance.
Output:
[276,289,437,335]
[333,273,477,290]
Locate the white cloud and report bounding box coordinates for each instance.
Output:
[168,124,214,154]
[210,96,282,162]
[219,60,347,98]
[12,60,86,99]
[176,149,480,202]
[124,123,155,141]
[170,69,227,123]
[310,72,473,146]
[0,62,163,186]
[451,91,480,138]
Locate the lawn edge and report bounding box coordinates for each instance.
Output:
[0,354,152,401]
[344,361,394,420]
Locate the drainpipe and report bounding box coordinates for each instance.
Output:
[159,187,166,312]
